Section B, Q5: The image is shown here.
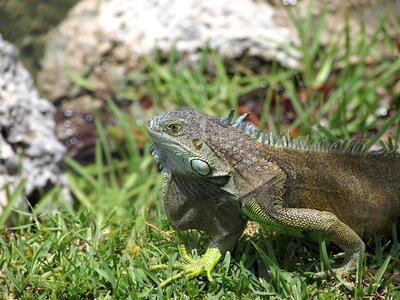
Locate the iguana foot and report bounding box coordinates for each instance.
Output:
[150,246,222,287]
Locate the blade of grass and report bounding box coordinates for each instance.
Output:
[0,179,26,227]
[365,111,400,150]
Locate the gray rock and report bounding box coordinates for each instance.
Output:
[37,0,299,105]
[38,0,399,109]
[0,35,68,211]
[98,0,298,65]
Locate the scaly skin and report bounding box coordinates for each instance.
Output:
[147,108,400,286]
[150,246,222,287]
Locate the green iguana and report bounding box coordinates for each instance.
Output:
[147,107,400,286]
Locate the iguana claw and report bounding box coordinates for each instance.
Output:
[150,246,222,287]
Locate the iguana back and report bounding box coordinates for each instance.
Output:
[258,145,400,238]
[203,116,400,238]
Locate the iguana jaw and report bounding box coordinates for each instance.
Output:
[149,143,168,173]
[147,131,178,174]
[147,120,172,173]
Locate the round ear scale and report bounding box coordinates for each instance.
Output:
[190,159,211,176]
[192,138,203,150]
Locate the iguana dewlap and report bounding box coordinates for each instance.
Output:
[147,107,400,286]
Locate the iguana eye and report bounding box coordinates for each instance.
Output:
[167,122,182,133]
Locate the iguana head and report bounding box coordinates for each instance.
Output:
[147,108,232,178]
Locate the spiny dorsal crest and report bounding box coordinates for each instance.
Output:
[222,110,399,156]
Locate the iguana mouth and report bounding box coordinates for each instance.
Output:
[147,117,167,172]
[150,143,167,172]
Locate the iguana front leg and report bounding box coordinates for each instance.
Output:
[243,198,365,276]
[151,231,242,287]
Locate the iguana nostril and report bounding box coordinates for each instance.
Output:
[147,117,160,131]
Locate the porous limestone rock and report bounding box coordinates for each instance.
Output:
[98,0,298,65]
[0,35,68,211]
[37,0,298,107]
[38,0,399,110]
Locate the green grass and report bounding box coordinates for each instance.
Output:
[1,6,400,299]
